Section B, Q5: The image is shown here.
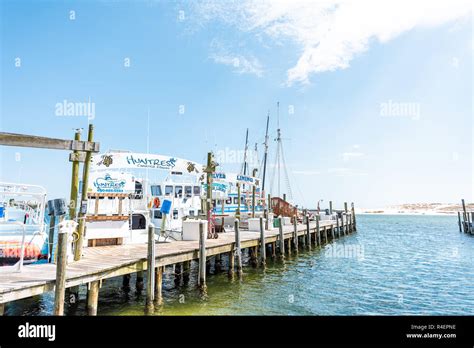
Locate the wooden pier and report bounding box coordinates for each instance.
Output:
[0,214,356,315]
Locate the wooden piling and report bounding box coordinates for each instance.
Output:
[235,219,243,279]
[316,215,321,246]
[87,280,99,316]
[228,251,235,278]
[154,266,163,306]
[336,217,340,238]
[145,225,156,314]
[53,225,69,315]
[259,217,266,267]
[136,271,144,292]
[457,211,462,232]
[271,241,277,259]
[329,201,333,214]
[292,216,298,251]
[278,217,285,259]
[305,215,311,250]
[0,303,4,316]
[351,202,357,231]
[471,212,474,234]
[198,221,207,290]
[461,199,468,233]
[122,274,131,288]
[182,261,190,284]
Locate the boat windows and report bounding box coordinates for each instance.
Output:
[134,181,143,199]
[153,210,162,219]
[165,185,173,196]
[226,197,232,204]
[185,186,192,197]
[151,185,162,196]
[175,186,183,198]
[131,214,146,230]
[193,186,201,196]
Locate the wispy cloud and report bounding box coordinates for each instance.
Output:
[292,170,321,176]
[328,167,368,177]
[187,0,472,85]
[209,39,263,77]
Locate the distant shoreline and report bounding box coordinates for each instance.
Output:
[357,211,457,216]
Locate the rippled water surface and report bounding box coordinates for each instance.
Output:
[6,215,474,315]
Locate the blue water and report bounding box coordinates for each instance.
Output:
[5,215,474,315]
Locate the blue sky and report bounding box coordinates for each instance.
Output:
[0,0,472,208]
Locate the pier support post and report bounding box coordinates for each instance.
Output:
[316,215,320,246]
[122,274,131,288]
[182,261,190,285]
[54,220,76,315]
[228,251,235,279]
[0,303,4,316]
[292,216,299,251]
[351,202,357,231]
[234,219,243,279]
[457,212,462,232]
[174,263,182,286]
[461,199,468,233]
[154,266,163,306]
[198,221,207,292]
[278,217,285,259]
[136,271,144,292]
[214,255,222,273]
[305,215,311,250]
[87,280,99,316]
[145,225,156,314]
[259,217,266,267]
[336,217,340,239]
[272,241,277,258]
[329,201,333,215]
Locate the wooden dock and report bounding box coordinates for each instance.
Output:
[0,215,355,315]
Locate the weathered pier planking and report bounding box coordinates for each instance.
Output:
[0,216,355,314]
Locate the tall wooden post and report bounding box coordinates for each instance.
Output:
[145,225,155,314]
[305,215,311,250]
[228,251,235,279]
[329,201,333,215]
[54,220,76,315]
[68,129,81,221]
[236,183,241,221]
[259,217,266,267]
[74,124,94,261]
[292,216,298,250]
[336,216,340,239]
[461,199,467,233]
[87,280,99,316]
[457,212,462,232]
[154,266,164,305]
[315,215,320,246]
[351,202,357,231]
[234,219,243,279]
[198,221,207,291]
[278,216,285,259]
[205,152,214,234]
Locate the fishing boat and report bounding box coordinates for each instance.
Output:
[0,182,48,268]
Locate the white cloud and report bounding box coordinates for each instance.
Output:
[188,0,472,85]
[209,39,263,77]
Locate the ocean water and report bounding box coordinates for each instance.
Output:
[5,215,474,315]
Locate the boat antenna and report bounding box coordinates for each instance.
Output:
[241,128,249,176]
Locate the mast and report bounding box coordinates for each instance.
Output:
[241,128,249,176]
[261,111,270,195]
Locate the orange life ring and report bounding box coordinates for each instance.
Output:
[153,197,161,209]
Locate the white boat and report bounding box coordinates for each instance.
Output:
[0,183,48,268]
